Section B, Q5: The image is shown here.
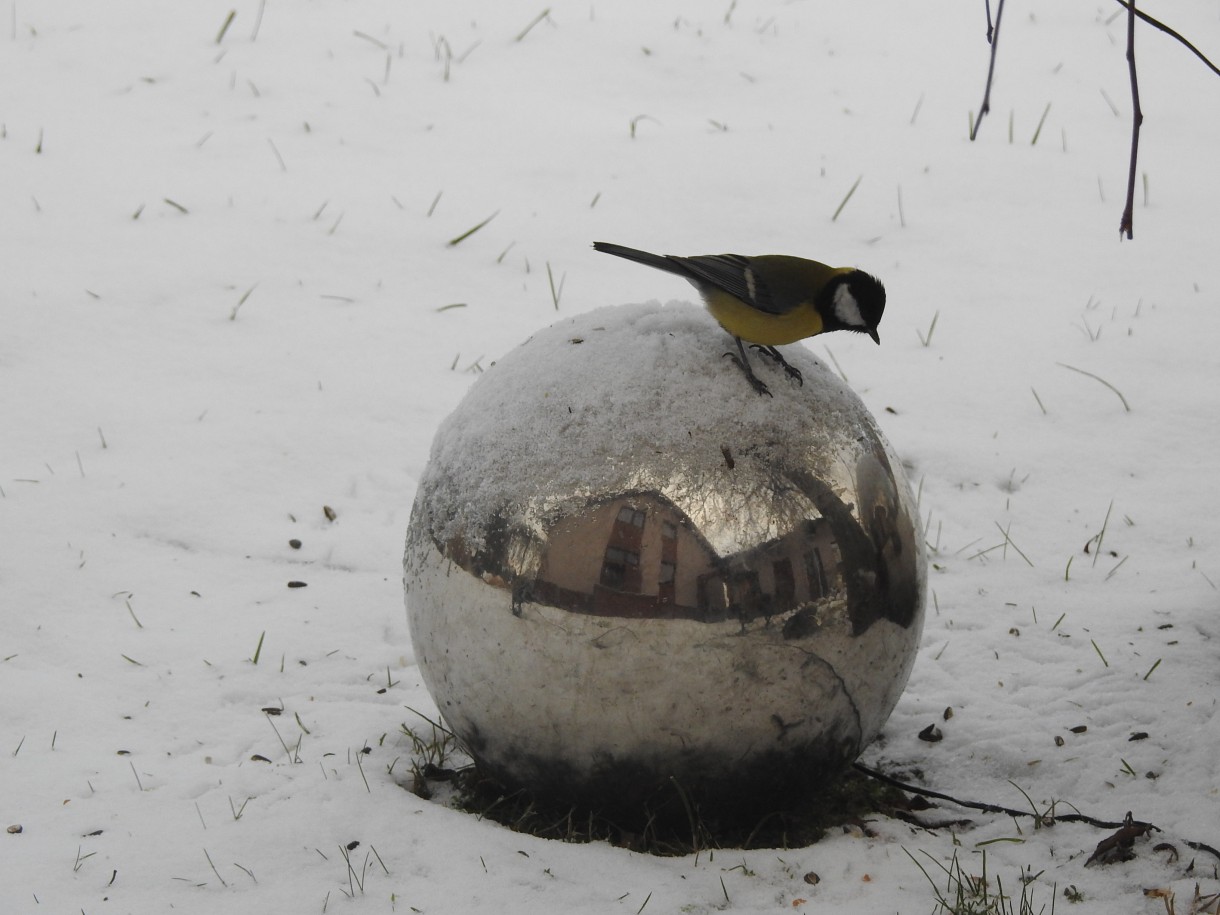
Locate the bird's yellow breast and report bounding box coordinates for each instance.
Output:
[700,288,824,346]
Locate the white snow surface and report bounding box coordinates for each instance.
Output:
[2,2,1218,913]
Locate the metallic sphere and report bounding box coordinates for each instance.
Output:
[404,303,925,813]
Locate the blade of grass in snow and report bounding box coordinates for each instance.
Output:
[267,138,287,171]
[546,262,565,310]
[251,630,265,665]
[1030,102,1051,145]
[823,346,848,383]
[994,521,1034,567]
[629,115,659,138]
[204,848,228,887]
[1057,363,1130,412]
[1091,639,1109,667]
[514,8,551,42]
[250,0,265,40]
[230,283,258,320]
[447,211,498,246]
[916,311,939,346]
[831,175,862,222]
[1090,500,1114,567]
[353,30,388,50]
[215,10,235,44]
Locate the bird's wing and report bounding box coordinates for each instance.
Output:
[671,254,787,315]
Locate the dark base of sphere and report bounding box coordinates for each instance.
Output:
[464,745,859,843]
[463,736,858,829]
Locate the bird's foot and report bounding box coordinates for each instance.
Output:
[723,351,772,397]
[751,345,803,386]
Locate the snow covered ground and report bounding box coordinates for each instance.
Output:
[2,1,1217,912]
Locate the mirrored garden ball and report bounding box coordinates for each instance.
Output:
[404,302,925,814]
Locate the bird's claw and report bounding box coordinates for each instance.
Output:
[723,351,772,397]
[750,345,803,386]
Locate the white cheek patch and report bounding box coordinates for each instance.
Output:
[833,283,866,328]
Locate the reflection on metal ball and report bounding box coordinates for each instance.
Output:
[404,303,925,813]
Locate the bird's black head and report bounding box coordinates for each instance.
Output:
[823,270,886,343]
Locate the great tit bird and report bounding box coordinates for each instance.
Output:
[593,242,885,396]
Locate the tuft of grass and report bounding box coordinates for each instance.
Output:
[904,847,1055,915]
[994,521,1035,568]
[74,845,97,873]
[917,311,940,347]
[229,796,252,820]
[338,842,371,896]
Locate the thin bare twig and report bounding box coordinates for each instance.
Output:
[971,0,1006,140]
[1119,0,1142,239]
[1109,0,1220,78]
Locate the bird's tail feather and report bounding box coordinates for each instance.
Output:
[592,242,684,276]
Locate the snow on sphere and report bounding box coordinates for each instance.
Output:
[404,302,925,814]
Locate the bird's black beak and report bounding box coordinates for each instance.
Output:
[868,328,881,344]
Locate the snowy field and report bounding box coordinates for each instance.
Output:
[2,1,1218,912]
